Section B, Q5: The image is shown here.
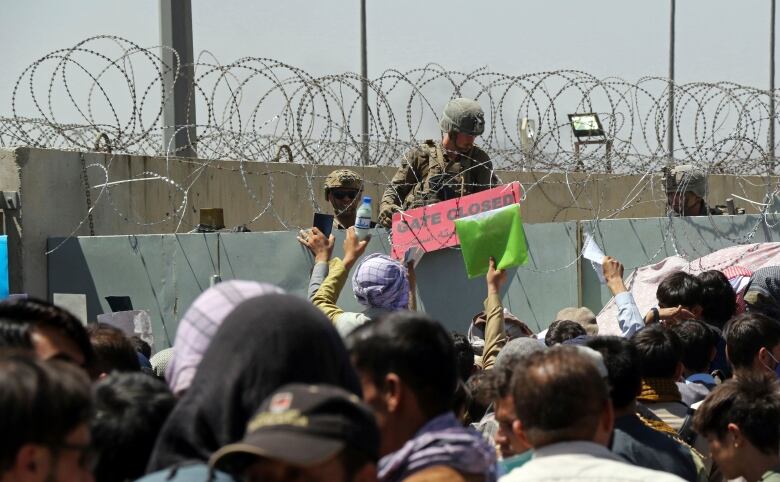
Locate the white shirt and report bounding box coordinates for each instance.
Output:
[500,440,686,482]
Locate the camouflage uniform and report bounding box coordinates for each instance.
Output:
[378,98,498,227]
[378,140,498,226]
[663,164,724,216]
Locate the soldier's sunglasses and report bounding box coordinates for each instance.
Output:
[331,190,358,200]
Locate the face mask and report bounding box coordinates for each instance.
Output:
[764,349,780,378]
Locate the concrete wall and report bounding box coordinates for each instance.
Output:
[47,224,579,350]
[46,214,780,351]
[2,146,779,298]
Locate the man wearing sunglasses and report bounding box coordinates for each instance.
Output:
[0,353,95,482]
[378,98,500,228]
[324,169,371,230]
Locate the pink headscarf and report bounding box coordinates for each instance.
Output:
[166,280,283,396]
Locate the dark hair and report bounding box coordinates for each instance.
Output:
[347,312,457,418]
[451,331,474,382]
[544,320,587,347]
[0,321,32,350]
[0,353,92,471]
[672,320,720,374]
[693,373,780,454]
[129,335,152,359]
[657,272,703,309]
[632,325,682,379]
[0,298,93,365]
[464,371,492,423]
[585,336,641,410]
[511,346,609,446]
[88,324,141,377]
[91,372,175,482]
[725,313,780,371]
[697,271,737,329]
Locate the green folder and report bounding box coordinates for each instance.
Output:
[454,203,528,278]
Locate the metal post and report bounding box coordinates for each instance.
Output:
[360,0,369,166]
[771,0,776,174]
[668,0,676,163]
[160,0,197,158]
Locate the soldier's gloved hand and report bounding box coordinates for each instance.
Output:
[378,206,400,228]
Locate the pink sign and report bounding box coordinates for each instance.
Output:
[391,182,523,260]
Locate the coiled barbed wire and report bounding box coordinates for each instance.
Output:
[2,35,780,270]
[3,35,780,174]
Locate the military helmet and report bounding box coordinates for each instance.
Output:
[324,169,363,200]
[439,98,485,136]
[663,164,707,198]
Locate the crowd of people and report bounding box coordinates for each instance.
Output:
[2,240,780,482]
[1,97,778,482]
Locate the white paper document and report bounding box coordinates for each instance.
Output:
[582,233,606,284]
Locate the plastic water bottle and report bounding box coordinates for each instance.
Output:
[355,196,373,241]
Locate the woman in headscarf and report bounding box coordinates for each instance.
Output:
[165,280,283,397]
[309,227,409,336]
[142,293,361,481]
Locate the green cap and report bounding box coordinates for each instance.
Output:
[439,98,485,136]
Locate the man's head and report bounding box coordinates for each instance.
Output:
[451,332,475,382]
[351,254,409,312]
[324,169,364,220]
[724,312,780,376]
[210,384,379,482]
[510,346,613,448]
[693,374,780,480]
[482,339,546,458]
[744,267,780,322]
[87,324,140,379]
[91,372,175,482]
[585,337,641,412]
[632,325,683,380]
[0,353,93,482]
[664,165,707,215]
[672,320,720,376]
[440,98,485,154]
[544,320,587,347]
[555,307,598,336]
[0,299,93,369]
[698,270,737,329]
[656,272,704,316]
[346,312,456,456]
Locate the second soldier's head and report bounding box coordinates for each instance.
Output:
[324,169,364,218]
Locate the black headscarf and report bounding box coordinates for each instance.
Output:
[146,293,361,472]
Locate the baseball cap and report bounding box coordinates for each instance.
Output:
[209,383,379,473]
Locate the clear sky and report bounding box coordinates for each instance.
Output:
[0,1,773,125]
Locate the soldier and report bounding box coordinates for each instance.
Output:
[323,168,365,229]
[663,164,724,216]
[378,98,500,227]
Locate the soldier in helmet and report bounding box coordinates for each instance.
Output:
[324,168,366,229]
[378,97,500,227]
[663,164,724,216]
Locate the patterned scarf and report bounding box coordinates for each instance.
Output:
[637,378,682,403]
[378,412,497,482]
[352,253,409,310]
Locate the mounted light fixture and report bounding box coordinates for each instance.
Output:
[567,112,605,138]
[567,112,611,172]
